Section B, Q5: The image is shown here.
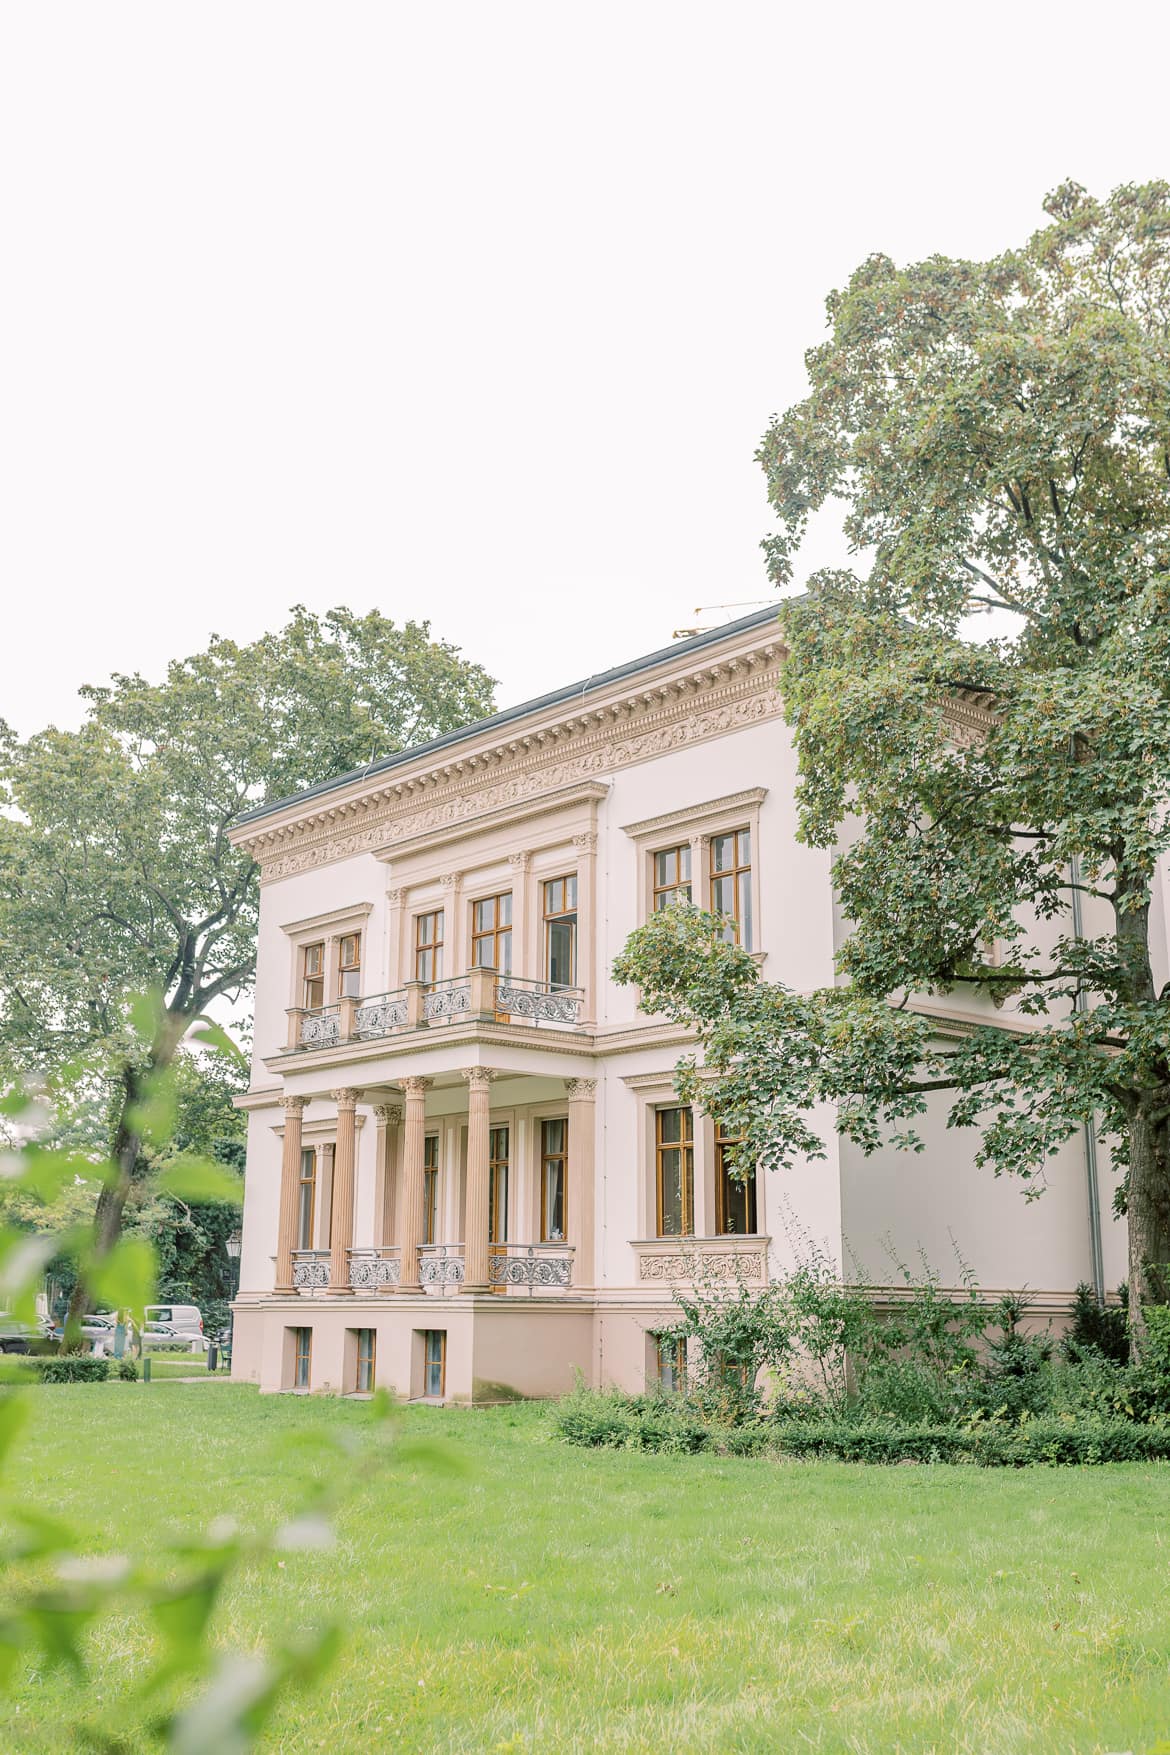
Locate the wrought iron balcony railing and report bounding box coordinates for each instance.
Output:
[487,1243,574,1294]
[418,1242,466,1294]
[493,976,583,1027]
[292,1248,331,1290]
[299,1006,342,1050]
[285,971,584,1052]
[347,1246,402,1291]
[353,991,409,1038]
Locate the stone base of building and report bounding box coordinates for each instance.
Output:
[231,1293,676,1402]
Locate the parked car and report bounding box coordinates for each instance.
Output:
[0,1312,37,1354]
[143,1304,205,1351]
[47,1312,118,1350]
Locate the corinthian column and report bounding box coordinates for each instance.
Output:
[328,1088,361,1294]
[398,1077,432,1291]
[462,1067,495,1290]
[275,1095,309,1292]
[566,1078,598,1289]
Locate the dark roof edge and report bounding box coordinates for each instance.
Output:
[235,602,783,830]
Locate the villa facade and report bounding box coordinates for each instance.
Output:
[228,608,1129,1400]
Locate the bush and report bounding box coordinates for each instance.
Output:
[117,1357,139,1382]
[35,1355,110,1384]
[1061,1281,1129,1366]
[554,1389,1170,1467]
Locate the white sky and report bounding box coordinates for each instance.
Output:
[1,3,1166,738]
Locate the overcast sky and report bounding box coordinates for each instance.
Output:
[2,4,1166,738]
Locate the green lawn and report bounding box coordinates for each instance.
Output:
[2,1384,1169,1753]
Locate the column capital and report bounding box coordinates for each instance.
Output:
[331,1086,362,1109]
[401,1075,433,1097]
[386,887,405,905]
[461,1067,497,1090]
[509,848,532,870]
[374,1103,403,1126]
[565,1077,598,1100]
[439,871,463,892]
[282,1093,309,1114]
[572,831,599,853]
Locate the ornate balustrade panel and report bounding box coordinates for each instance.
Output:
[488,1244,574,1295]
[418,1243,466,1293]
[348,1247,402,1290]
[423,980,472,1024]
[292,1249,331,1290]
[299,1007,342,1050]
[632,1236,770,1286]
[494,977,583,1027]
[353,992,408,1040]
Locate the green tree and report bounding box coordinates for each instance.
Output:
[0,607,494,1322]
[619,180,1170,1343]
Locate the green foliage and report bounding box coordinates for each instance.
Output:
[117,1357,139,1382]
[1061,1281,1130,1365]
[34,1356,109,1384]
[621,180,1170,1331]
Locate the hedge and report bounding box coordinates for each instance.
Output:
[34,1356,110,1384]
[553,1393,1170,1467]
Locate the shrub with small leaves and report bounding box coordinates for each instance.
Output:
[34,1355,110,1384]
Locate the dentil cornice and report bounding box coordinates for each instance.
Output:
[242,640,784,883]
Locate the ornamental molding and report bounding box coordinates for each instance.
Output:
[278,900,374,939]
[565,1077,598,1100]
[240,648,784,883]
[619,787,769,842]
[635,1243,767,1283]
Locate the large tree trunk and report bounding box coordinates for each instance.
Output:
[64,1008,186,1342]
[1126,1095,1170,1351]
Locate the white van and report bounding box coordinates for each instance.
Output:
[143,1304,205,1351]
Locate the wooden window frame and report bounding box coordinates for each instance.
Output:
[651,844,693,913]
[708,826,753,949]
[337,932,362,999]
[293,1326,312,1390]
[714,1124,757,1236]
[655,1335,687,1393]
[655,1105,695,1238]
[414,910,445,989]
[423,1329,446,1398]
[355,1327,376,1394]
[539,1116,568,1242]
[301,941,325,1010]
[542,874,578,989]
[488,1126,510,1245]
[296,1146,316,1251]
[422,1133,440,1246]
[470,891,513,974]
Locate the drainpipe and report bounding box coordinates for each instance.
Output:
[1069,854,1106,1303]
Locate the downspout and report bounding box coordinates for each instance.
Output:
[1069,854,1106,1303]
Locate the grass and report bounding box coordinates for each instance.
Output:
[2,1383,1170,1753]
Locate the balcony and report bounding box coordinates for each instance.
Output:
[418,1242,466,1294]
[488,1243,574,1295]
[292,1248,331,1290]
[286,970,584,1054]
[348,1245,401,1291]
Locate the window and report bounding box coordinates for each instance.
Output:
[338,933,362,998]
[715,1124,757,1236]
[422,1134,439,1245]
[656,1107,694,1237]
[423,1329,446,1398]
[301,942,325,1010]
[710,828,753,948]
[355,1328,375,1394]
[543,875,578,989]
[655,1335,686,1394]
[488,1126,509,1245]
[540,1117,567,1241]
[297,1147,316,1250]
[414,911,444,988]
[293,1327,312,1390]
[471,892,512,973]
[653,845,692,911]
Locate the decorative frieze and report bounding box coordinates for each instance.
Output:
[634,1239,768,1283]
[244,656,784,882]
